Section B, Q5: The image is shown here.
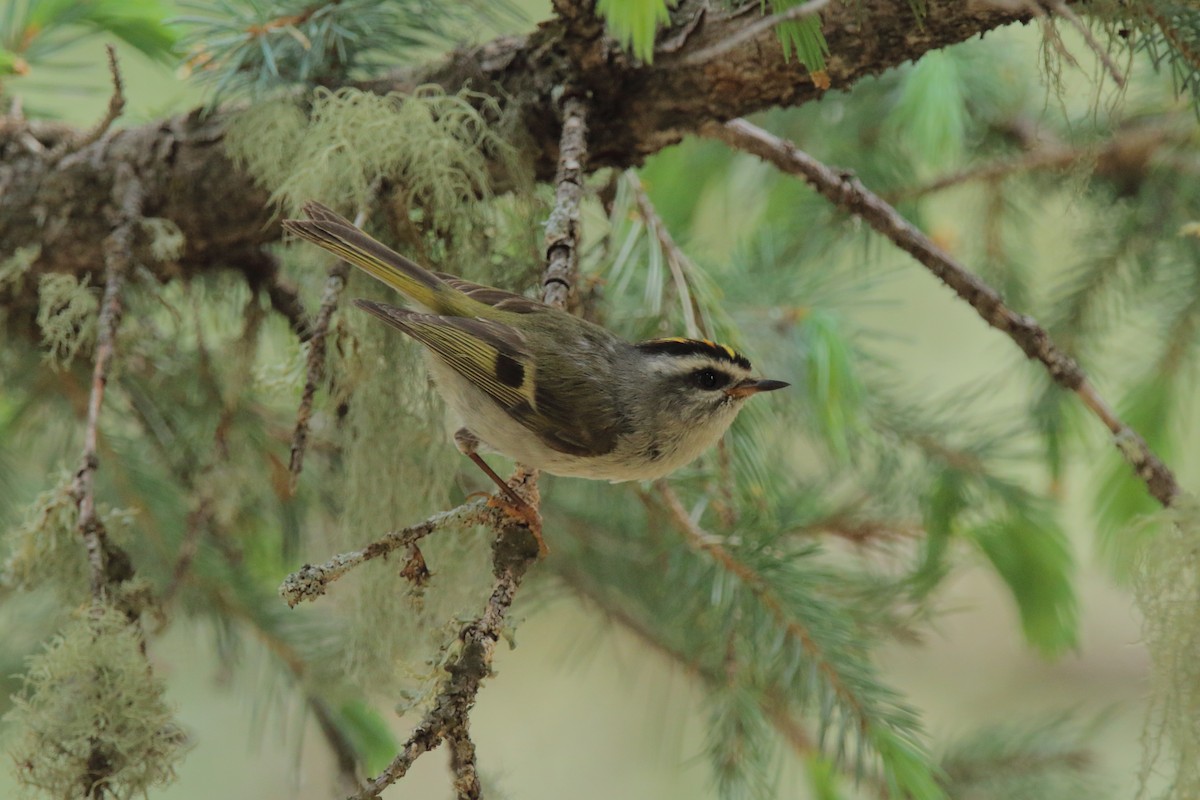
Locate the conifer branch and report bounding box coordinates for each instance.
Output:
[706,118,1182,509]
[656,482,873,729]
[891,122,1179,200]
[72,163,142,602]
[560,560,819,759]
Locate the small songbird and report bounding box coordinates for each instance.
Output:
[283,202,788,529]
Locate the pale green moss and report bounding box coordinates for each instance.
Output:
[0,244,40,293]
[36,273,99,368]
[1,473,136,598]
[225,86,516,241]
[321,306,494,697]
[139,217,186,262]
[6,606,187,799]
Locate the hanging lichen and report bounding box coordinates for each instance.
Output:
[1134,496,1200,800]
[225,86,518,243]
[6,606,187,800]
[1,473,135,599]
[36,273,99,368]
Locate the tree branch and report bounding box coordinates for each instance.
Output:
[72,163,142,602]
[0,0,1033,299]
[542,95,588,312]
[279,500,495,607]
[706,118,1182,508]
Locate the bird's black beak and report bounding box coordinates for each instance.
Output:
[725,378,790,399]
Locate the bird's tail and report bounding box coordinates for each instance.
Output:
[282,201,477,316]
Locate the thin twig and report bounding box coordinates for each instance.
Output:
[706,118,1181,508]
[279,500,494,607]
[626,171,705,338]
[288,209,366,487]
[348,505,541,800]
[72,163,143,602]
[74,45,126,151]
[677,0,830,66]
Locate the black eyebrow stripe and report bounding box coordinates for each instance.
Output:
[635,337,752,370]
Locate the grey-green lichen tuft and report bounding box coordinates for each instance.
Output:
[36,274,99,368]
[6,605,187,799]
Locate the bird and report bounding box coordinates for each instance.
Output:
[283,201,788,547]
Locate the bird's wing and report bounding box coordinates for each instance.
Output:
[354,300,621,457]
[433,273,547,315]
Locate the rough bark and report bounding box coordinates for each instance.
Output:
[0,0,1030,294]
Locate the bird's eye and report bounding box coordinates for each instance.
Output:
[691,368,729,390]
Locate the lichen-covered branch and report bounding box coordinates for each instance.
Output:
[72,162,142,602]
[0,0,1034,305]
[542,95,588,311]
[706,117,1182,509]
[338,91,592,799]
[279,500,495,607]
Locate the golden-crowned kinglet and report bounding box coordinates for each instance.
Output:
[283,202,788,497]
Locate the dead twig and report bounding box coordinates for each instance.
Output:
[73,45,127,152]
[542,95,588,313]
[279,500,494,607]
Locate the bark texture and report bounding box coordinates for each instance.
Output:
[0,0,1029,296]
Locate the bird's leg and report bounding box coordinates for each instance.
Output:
[454,428,546,556]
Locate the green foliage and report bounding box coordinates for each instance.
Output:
[334,700,399,775]
[798,309,865,463]
[769,0,829,73]
[1115,0,1200,110]
[35,273,98,369]
[970,509,1078,656]
[939,717,1108,798]
[226,87,517,242]
[1133,497,1200,800]
[1,472,139,608]
[177,0,517,99]
[885,50,967,174]
[0,0,175,77]
[5,605,187,800]
[551,483,942,799]
[596,0,673,63]
[1093,374,1177,579]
